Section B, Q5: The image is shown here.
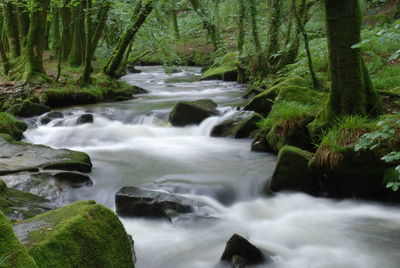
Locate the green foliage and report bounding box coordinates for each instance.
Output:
[355,114,400,191]
[0,112,27,140]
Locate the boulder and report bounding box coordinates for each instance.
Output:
[0,113,27,140]
[115,187,205,221]
[0,136,92,174]
[39,111,64,125]
[0,180,54,221]
[76,113,94,125]
[6,100,50,117]
[132,85,148,95]
[251,130,273,152]
[201,52,239,81]
[169,99,218,127]
[0,211,39,268]
[211,111,263,139]
[13,201,135,268]
[220,234,270,266]
[269,146,317,195]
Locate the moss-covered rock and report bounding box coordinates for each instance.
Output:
[41,89,98,108]
[201,52,239,81]
[0,180,53,221]
[169,99,218,127]
[211,111,263,138]
[269,146,317,195]
[0,112,27,140]
[0,211,39,268]
[13,201,135,268]
[244,76,312,116]
[6,100,50,117]
[0,136,92,174]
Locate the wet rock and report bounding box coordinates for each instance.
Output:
[0,136,92,174]
[6,100,50,117]
[54,171,92,188]
[0,211,39,267]
[251,130,272,152]
[269,146,317,195]
[76,113,94,125]
[13,201,135,268]
[232,255,247,268]
[169,99,218,127]
[220,234,270,266]
[132,85,148,95]
[115,186,205,221]
[0,180,54,221]
[39,111,64,124]
[211,111,263,139]
[127,65,142,73]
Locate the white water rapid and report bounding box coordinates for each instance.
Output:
[24,67,400,268]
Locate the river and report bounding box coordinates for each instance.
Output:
[24,66,400,268]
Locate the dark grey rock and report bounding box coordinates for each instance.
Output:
[76,114,94,125]
[169,99,218,127]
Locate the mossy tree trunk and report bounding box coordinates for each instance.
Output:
[248,0,261,53]
[104,2,153,78]
[266,0,282,61]
[395,0,400,19]
[2,2,20,57]
[23,0,51,83]
[17,2,30,48]
[293,0,319,90]
[237,0,246,83]
[0,37,10,74]
[68,1,86,67]
[61,0,71,60]
[51,7,61,54]
[80,0,110,85]
[324,0,381,120]
[171,10,180,39]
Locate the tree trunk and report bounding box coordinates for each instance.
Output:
[248,0,261,52]
[293,0,319,90]
[51,7,61,54]
[237,0,245,55]
[23,0,50,83]
[17,3,30,48]
[104,2,153,77]
[324,0,381,120]
[61,0,71,59]
[171,10,180,39]
[68,1,85,67]
[0,38,10,74]
[267,0,282,61]
[2,3,20,57]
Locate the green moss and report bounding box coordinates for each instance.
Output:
[6,100,50,117]
[0,211,38,268]
[0,112,27,140]
[202,52,239,81]
[269,145,316,194]
[42,150,92,173]
[15,201,135,268]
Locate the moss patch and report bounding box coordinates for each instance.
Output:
[202,52,239,81]
[0,211,38,268]
[0,113,27,140]
[14,201,135,268]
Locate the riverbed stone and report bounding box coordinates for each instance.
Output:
[0,211,39,268]
[169,99,218,127]
[0,180,54,221]
[116,186,206,221]
[39,111,64,124]
[6,100,50,117]
[0,136,92,174]
[76,113,94,125]
[269,146,317,195]
[220,234,270,266]
[132,85,148,94]
[211,111,263,139]
[13,200,135,268]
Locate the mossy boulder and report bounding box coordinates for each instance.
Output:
[269,146,317,195]
[0,112,27,140]
[6,100,50,117]
[0,136,92,174]
[201,52,239,81]
[131,85,148,95]
[41,89,98,108]
[169,99,218,127]
[13,201,135,268]
[211,111,263,138]
[0,180,53,221]
[0,211,39,268]
[309,147,390,199]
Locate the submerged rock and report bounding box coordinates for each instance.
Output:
[39,111,64,125]
[0,211,39,267]
[269,146,317,195]
[14,201,135,268]
[0,136,92,174]
[76,113,94,125]
[220,234,271,266]
[115,186,206,221]
[211,111,263,139]
[132,85,148,94]
[169,99,218,127]
[0,180,54,221]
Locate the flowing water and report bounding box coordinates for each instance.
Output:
[24,66,400,268]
